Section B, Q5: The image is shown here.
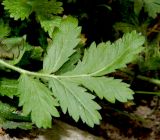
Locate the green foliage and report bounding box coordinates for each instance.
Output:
[2,121,32,130]
[49,79,101,127]
[3,0,63,20]
[0,79,18,98]
[0,35,30,65]
[138,34,160,71]
[0,0,147,130]
[114,0,160,72]
[0,101,32,129]
[0,20,10,38]
[2,0,63,36]
[72,77,134,103]
[39,16,62,38]
[63,31,144,76]
[143,0,160,18]
[3,0,32,20]
[43,17,81,74]
[134,0,144,16]
[114,22,137,33]
[57,50,82,74]
[0,17,145,128]
[134,0,160,18]
[18,74,59,128]
[30,46,43,60]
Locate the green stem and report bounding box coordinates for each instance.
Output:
[137,75,160,85]
[135,91,160,95]
[121,69,160,86]
[0,59,88,78]
[0,59,57,78]
[0,59,26,74]
[2,59,160,85]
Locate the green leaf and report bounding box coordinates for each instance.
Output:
[0,101,16,119]
[114,22,137,33]
[64,31,145,76]
[18,74,59,128]
[43,17,81,74]
[2,0,32,20]
[57,50,81,74]
[1,36,25,47]
[0,20,10,38]
[2,0,63,20]
[49,78,101,127]
[0,117,5,127]
[0,36,27,65]
[0,101,30,122]
[39,16,62,38]
[0,79,18,98]
[134,0,144,16]
[33,0,63,17]
[144,0,160,18]
[2,121,32,130]
[72,77,134,103]
[0,102,32,129]
[30,46,43,61]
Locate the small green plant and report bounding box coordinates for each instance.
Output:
[114,0,160,72]
[0,0,145,129]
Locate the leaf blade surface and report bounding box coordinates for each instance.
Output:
[18,74,59,128]
[49,78,101,127]
[43,17,81,74]
[72,77,134,103]
[63,31,144,76]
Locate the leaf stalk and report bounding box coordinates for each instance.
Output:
[0,59,89,79]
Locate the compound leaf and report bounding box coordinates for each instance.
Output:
[0,18,145,128]
[43,17,81,74]
[18,74,59,128]
[49,78,101,127]
[64,31,145,76]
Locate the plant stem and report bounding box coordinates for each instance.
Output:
[0,59,56,78]
[2,59,160,84]
[121,69,160,86]
[137,75,160,85]
[135,91,160,95]
[0,59,26,74]
[0,59,88,78]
